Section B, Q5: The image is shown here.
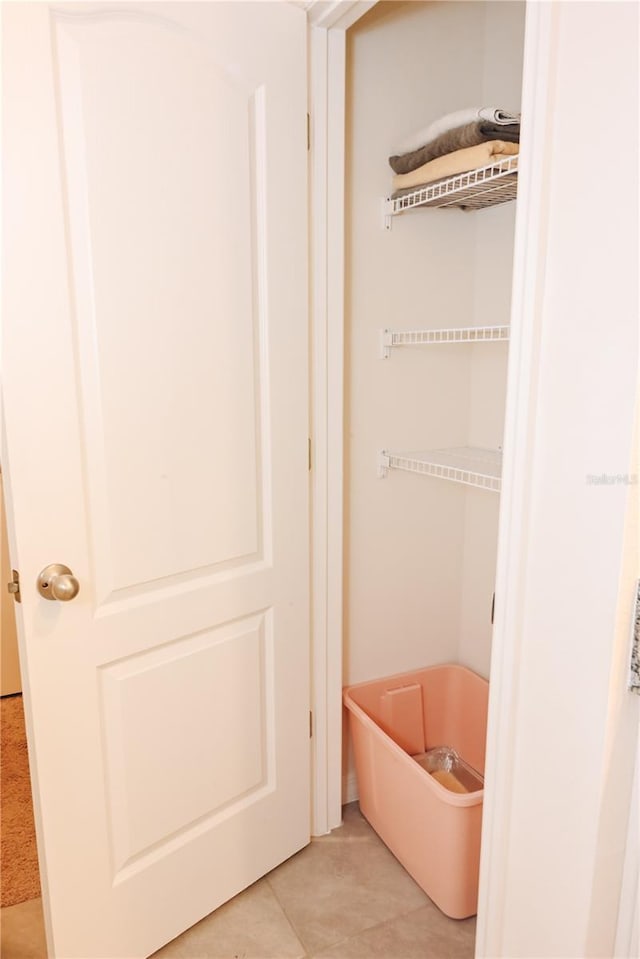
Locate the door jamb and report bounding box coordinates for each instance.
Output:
[307,0,375,837]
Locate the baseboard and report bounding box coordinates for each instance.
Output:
[342,771,359,805]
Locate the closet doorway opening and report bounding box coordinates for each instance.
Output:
[341,0,526,911]
[310,0,528,947]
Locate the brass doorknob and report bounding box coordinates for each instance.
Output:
[37,564,80,602]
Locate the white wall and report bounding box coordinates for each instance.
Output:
[477,3,639,956]
[344,1,481,692]
[588,404,639,957]
[344,0,525,708]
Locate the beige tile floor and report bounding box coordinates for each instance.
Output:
[1,804,475,959]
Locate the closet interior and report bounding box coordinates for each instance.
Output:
[342,0,526,808]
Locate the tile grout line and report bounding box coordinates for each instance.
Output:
[265,852,444,958]
[259,875,309,959]
[305,900,476,959]
[263,823,381,955]
[264,872,312,957]
[263,809,472,958]
[300,902,443,959]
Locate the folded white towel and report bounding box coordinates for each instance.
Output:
[394,107,520,155]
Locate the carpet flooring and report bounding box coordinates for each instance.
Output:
[1,694,41,906]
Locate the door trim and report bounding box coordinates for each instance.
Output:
[308,0,376,836]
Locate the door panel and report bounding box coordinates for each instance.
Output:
[2,4,309,957]
[100,611,272,873]
[54,11,267,594]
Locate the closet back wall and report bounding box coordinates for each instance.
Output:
[344,0,477,690]
[343,0,525,703]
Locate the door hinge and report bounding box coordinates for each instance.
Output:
[490,591,495,625]
[309,710,313,738]
[307,112,311,151]
[308,437,312,471]
[8,569,21,603]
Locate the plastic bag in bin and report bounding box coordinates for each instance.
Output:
[412,745,484,794]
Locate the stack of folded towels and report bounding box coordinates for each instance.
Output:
[389,107,520,197]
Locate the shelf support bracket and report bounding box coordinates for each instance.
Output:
[378,450,390,478]
[382,198,393,231]
[380,329,393,359]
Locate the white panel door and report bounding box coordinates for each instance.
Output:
[1,3,309,957]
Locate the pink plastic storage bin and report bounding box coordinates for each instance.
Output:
[343,663,489,919]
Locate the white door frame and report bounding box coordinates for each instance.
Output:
[307,0,376,836]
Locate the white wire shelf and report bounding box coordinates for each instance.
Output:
[380,325,509,358]
[378,446,502,492]
[383,154,518,227]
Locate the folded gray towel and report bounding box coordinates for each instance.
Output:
[389,120,520,175]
